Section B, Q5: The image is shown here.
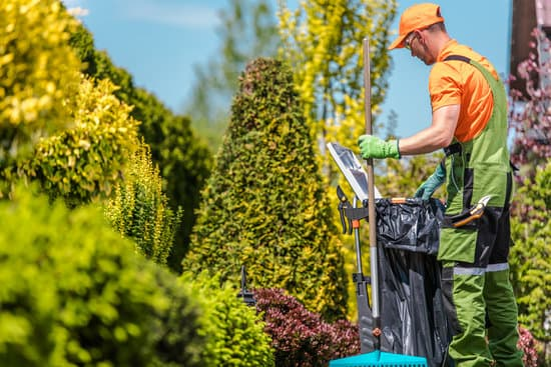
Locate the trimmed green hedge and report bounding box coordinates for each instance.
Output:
[0,185,204,366]
[185,57,348,322]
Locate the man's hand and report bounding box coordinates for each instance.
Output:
[414,163,446,200]
[358,135,401,159]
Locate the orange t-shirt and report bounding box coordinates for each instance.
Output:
[429,39,500,142]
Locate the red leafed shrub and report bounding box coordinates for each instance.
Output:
[517,326,540,367]
[508,28,551,184]
[254,288,359,367]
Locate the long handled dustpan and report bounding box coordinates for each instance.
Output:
[329,38,428,367]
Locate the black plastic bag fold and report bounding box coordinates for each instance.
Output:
[375,198,450,367]
[376,198,444,255]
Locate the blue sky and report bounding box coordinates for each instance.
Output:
[64,0,512,139]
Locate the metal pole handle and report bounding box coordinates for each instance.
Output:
[363,37,381,348]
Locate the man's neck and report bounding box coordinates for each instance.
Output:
[432,33,452,58]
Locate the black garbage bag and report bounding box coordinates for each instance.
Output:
[375,198,450,367]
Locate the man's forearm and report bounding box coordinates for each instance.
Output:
[398,104,460,155]
[398,127,452,155]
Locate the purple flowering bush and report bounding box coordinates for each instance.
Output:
[254,288,359,367]
[517,326,540,367]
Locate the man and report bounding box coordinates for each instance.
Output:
[358,3,523,367]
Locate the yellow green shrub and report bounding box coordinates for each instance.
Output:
[0,0,82,163]
[106,141,182,266]
[21,76,140,205]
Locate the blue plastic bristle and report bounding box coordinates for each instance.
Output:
[329,351,428,367]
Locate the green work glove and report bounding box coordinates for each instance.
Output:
[414,163,446,200]
[358,135,401,159]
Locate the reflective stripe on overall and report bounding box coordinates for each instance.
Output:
[438,55,523,367]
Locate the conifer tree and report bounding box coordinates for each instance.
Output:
[184,58,348,321]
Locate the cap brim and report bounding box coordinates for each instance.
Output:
[388,34,407,50]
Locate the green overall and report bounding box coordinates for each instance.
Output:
[437,55,523,367]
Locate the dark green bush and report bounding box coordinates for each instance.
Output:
[184,57,348,321]
[181,272,275,367]
[0,185,204,366]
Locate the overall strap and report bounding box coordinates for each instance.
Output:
[441,53,508,153]
[444,55,471,63]
[442,56,471,158]
[442,54,512,210]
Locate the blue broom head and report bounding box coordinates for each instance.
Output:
[329,350,428,367]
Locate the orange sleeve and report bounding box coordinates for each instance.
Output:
[429,42,498,142]
[429,62,462,111]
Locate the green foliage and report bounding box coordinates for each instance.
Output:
[20,76,140,206]
[277,0,397,170]
[0,0,82,171]
[186,0,281,149]
[182,272,275,367]
[106,141,183,266]
[510,159,551,346]
[69,25,213,271]
[185,58,348,321]
[0,185,204,366]
[69,24,135,101]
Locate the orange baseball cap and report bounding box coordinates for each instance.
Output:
[388,3,445,50]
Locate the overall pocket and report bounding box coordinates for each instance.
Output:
[438,226,478,263]
[471,163,509,207]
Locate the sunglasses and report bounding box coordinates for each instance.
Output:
[404,32,418,50]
